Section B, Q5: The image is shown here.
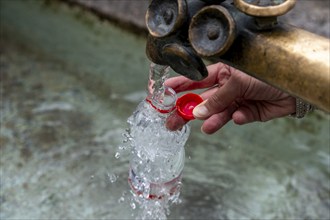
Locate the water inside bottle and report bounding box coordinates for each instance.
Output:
[124,63,190,219]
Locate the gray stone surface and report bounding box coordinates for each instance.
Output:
[281,0,330,37]
[67,0,330,37]
[67,0,149,34]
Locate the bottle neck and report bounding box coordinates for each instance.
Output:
[146,86,177,114]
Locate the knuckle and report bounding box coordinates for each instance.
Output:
[206,93,225,113]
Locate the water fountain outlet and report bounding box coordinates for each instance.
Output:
[146,36,208,81]
[145,0,209,81]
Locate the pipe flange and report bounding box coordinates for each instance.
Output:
[189,5,236,57]
[146,0,187,37]
[233,0,296,17]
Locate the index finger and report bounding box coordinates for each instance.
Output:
[165,63,228,93]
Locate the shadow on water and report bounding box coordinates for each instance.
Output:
[0,0,329,219]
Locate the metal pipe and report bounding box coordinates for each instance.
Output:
[146,0,330,112]
[220,24,330,112]
[189,3,330,111]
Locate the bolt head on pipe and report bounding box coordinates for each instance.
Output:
[189,5,236,57]
[146,0,187,37]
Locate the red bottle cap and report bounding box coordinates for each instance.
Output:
[176,93,203,121]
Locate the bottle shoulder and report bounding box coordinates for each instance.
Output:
[128,100,190,155]
[128,100,190,134]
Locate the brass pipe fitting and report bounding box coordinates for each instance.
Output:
[145,0,209,80]
[145,0,330,112]
[220,24,330,112]
[188,4,238,57]
[146,0,187,37]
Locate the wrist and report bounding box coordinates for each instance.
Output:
[290,98,315,119]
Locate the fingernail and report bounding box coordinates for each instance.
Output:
[193,104,209,118]
[201,127,208,135]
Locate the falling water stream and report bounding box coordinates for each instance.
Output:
[147,63,170,103]
[121,63,190,220]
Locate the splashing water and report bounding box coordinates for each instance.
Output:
[121,63,190,219]
[114,152,120,159]
[107,173,118,183]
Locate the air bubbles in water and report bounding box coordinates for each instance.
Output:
[122,130,133,144]
[118,145,126,151]
[107,173,118,183]
[130,201,136,210]
[165,206,171,216]
[118,191,126,204]
[118,196,125,203]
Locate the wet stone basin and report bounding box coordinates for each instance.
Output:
[0,1,329,219]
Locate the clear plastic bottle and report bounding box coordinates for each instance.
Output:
[127,86,190,200]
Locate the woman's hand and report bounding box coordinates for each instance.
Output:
[166,62,296,134]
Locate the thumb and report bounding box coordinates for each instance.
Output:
[193,78,240,119]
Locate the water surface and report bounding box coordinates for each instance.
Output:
[0,1,329,219]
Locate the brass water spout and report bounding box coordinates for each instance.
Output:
[145,0,211,80]
[145,0,330,112]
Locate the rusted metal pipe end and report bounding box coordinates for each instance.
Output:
[146,35,208,81]
[162,44,208,81]
[189,5,236,57]
[234,0,296,17]
[146,0,187,37]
